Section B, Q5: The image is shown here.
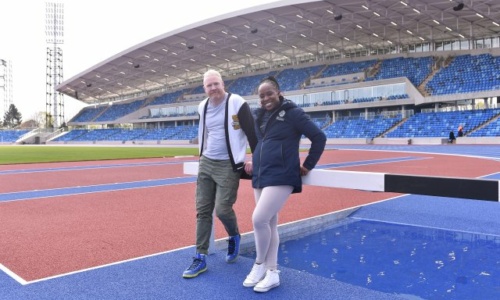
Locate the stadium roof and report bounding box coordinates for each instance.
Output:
[56,0,500,105]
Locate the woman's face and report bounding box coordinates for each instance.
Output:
[258,82,281,111]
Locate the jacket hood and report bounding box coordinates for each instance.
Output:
[280,99,297,110]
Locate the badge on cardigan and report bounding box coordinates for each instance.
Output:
[231,115,241,129]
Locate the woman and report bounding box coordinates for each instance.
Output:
[243,76,326,292]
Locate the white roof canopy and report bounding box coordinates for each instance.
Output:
[56,0,500,104]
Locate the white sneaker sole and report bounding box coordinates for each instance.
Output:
[243,281,257,287]
[243,274,266,287]
[253,282,280,292]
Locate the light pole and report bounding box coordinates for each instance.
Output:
[0,59,13,121]
[45,2,65,129]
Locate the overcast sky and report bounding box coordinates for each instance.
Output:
[0,0,276,122]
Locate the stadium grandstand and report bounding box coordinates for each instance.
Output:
[3,0,500,145]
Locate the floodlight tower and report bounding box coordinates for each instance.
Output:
[0,59,13,120]
[45,2,65,128]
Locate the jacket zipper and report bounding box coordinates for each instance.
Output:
[257,107,281,188]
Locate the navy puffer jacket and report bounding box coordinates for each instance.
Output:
[251,99,326,193]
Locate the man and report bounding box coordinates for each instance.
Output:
[183,69,257,278]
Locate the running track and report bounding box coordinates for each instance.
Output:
[1,145,499,299]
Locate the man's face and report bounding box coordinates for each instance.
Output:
[203,75,225,101]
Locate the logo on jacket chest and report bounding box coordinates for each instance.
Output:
[232,115,241,129]
[275,110,286,121]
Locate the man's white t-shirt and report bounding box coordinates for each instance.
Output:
[203,96,229,160]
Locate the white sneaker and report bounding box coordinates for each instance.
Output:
[253,269,280,292]
[243,263,267,287]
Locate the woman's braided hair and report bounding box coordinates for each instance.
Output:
[259,76,284,101]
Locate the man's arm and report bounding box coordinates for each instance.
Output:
[238,102,257,153]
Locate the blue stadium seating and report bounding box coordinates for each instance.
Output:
[427,54,500,95]
[387,109,500,138]
[0,129,30,143]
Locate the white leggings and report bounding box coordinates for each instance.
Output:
[252,185,293,270]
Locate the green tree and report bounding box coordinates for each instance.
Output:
[3,104,22,128]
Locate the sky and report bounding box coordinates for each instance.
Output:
[0,0,276,122]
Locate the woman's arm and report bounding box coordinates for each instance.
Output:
[293,109,326,171]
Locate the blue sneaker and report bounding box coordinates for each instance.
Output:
[182,253,207,278]
[226,234,240,263]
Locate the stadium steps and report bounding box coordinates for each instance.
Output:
[422,55,457,96]
[366,59,382,78]
[90,106,110,122]
[467,113,500,136]
[376,117,409,138]
[418,56,442,96]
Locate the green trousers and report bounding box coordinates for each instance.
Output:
[195,155,241,254]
